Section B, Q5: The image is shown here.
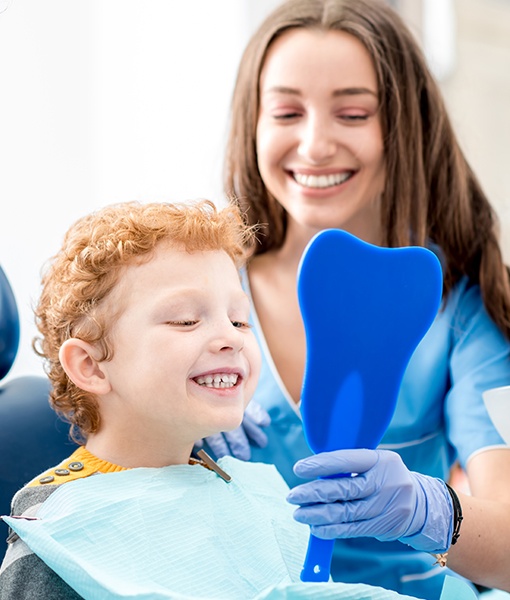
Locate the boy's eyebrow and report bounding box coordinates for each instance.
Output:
[157,287,202,297]
[155,286,248,299]
[262,85,378,98]
[151,287,250,308]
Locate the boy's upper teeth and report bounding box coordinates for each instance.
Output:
[194,373,239,388]
[293,172,350,188]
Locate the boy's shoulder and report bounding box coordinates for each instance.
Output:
[24,447,99,489]
[0,450,89,600]
[1,487,82,600]
[7,448,87,523]
[21,446,127,494]
[10,446,119,519]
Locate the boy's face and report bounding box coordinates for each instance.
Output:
[98,243,261,456]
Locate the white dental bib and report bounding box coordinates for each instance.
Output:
[4,457,472,600]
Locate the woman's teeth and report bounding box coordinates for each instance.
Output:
[293,172,351,188]
[194,373,239,388]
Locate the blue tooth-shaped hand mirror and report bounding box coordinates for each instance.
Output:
[297,229,443,583]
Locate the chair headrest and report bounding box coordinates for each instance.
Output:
[0,265,20,381]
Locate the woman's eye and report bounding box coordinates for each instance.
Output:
[273,111,301,121]
[231,321,252,329]
[340,114,369,122]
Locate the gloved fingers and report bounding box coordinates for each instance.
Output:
[309,520,383,540]
[308,525,341,540]
[292,503,345,527]
[193,439,204,451]
[203,433,232,459]
[292,494,388,527]
[223,427,251,461]
[200,429,251,461]
[288,450,447,548]
[309,508,412,541]
[293,449,379,479]
[242,415,269,448]
[244,401,271,427]
[294,505,402,541]
[287,474,376,505]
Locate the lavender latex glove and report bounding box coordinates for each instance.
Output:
[287,449,453,553]
[194,401,270,461]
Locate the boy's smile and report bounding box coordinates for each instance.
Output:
[85,243,261,467]
[193,371,241,389]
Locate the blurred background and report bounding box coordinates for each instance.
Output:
[1,0,509,380]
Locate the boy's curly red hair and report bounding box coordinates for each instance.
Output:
[33,200,253,442]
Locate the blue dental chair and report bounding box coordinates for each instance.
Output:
[0,265,76,560]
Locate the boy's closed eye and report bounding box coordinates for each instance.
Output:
[164,320,251,329]
[231,321,252,329]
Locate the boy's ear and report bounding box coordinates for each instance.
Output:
[59,338,111,396]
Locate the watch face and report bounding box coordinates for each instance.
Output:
[483,386,510,445]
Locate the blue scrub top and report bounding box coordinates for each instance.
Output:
[242,270,510,600]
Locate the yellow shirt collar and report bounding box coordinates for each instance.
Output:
[28,446,127,488]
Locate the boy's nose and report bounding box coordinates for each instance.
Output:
[211,321,244,353]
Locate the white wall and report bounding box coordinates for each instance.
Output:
[0,0,280,379]
[2,0,508,380]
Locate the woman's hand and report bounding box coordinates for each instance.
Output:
[287,449,453,553]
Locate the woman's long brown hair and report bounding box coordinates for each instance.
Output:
[224,0,510,338]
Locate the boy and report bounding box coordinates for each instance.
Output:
[0,200,424,599]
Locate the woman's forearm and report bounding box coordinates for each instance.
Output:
[446,492,510,591]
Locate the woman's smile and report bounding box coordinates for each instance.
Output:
[257,28,385,244]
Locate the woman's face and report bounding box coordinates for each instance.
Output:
[256,29,385,245]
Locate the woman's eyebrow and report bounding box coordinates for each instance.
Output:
[262,85,301,96]
[332,87,378,98]
[262,85,377,98]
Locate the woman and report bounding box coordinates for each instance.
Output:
[218,0,510,598]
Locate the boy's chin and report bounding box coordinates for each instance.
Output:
[205,416,244,439]
[217,419,244,435]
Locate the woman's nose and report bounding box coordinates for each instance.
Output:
[297,115,337,163]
